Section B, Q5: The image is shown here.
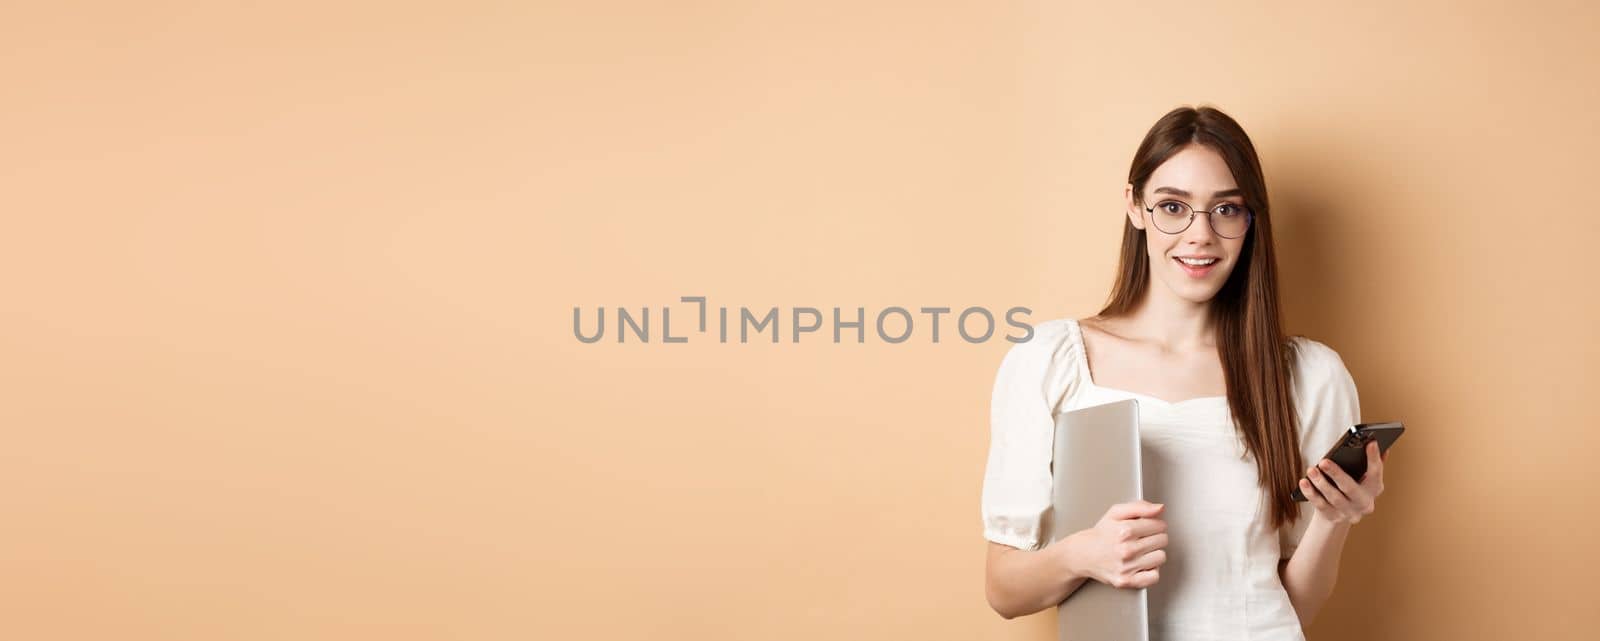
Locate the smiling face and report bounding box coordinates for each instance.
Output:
[1124,144,1251,306]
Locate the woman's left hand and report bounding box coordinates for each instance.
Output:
[1300,440,1387,525]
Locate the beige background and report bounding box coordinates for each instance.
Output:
[3,1,1597,639]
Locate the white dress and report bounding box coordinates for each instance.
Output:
[981,318,1361,641]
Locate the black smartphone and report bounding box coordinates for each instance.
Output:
[1291,421,1405,501]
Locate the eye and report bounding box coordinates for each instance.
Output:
[1215,203,1244,217]
[1157,201,1187,215]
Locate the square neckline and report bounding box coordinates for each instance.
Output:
[1069,318,1230,407]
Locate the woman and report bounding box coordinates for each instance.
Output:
[980,106,1389,639]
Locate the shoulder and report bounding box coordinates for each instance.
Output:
[1018,316,1077,352]
[1286,335,1362,443]
[994,317,1079,375]
[990,317,1084,410]
[1287,335,1355,389]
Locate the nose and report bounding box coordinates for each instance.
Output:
[1182,211,1220,243]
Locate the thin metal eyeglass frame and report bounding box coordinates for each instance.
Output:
[1142,200,1254,239]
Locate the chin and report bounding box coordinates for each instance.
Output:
[1175,289,1220,305]
[1162,272,1229,304]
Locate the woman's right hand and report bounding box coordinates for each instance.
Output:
[1061,500,1168,590]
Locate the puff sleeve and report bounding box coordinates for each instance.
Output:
[1278,337,1363,558]
[981,320,1079,551]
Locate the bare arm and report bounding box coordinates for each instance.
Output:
[1281,441,1387,626]
[984,539,1088,619]
[985,501,1168,619]
[1279,513,1352,625]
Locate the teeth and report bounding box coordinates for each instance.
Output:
[1177,257,1218,266]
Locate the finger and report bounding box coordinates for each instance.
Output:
[1127,567,1160,589]
[1129,547,1167,571]
[1308,465,1351,510]
[1364,440,1384,482]
[1318,459,1364,497]
[1107,501,1164,521]
[1128,532,1169,558]
[1126,517,1167,538]
[1300,478,1331,510]
[1112,518,1165,543]
[1113,514,1164,540]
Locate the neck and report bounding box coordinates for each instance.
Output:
[1121,286,1216,352]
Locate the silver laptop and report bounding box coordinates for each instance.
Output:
[1050,398,1148,641]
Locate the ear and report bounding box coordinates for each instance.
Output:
[1124,183,1145,230]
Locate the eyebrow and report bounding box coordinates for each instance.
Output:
[1151,186,1244,199]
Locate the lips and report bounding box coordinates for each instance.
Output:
[1173,256,1219,278]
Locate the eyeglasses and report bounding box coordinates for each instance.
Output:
[1143,199,1253,239]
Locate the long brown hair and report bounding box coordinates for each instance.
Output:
[1095,105,1305,531]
